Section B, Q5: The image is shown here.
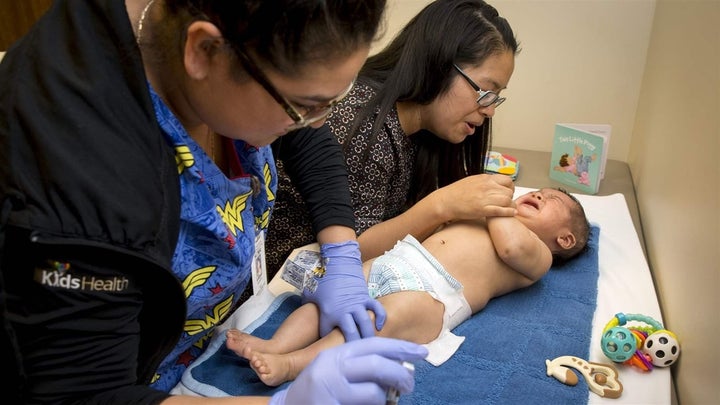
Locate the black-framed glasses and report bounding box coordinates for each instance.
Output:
[234,47,354,131]
[453,64,505,108]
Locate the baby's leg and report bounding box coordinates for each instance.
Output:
[245,291,445,386]
[375,290,445,343]
[226,302,321,356]
[246,325,351,386]
[239,344,297,387]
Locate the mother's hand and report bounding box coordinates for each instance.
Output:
[432,174,516,221]
[357,174,516,261]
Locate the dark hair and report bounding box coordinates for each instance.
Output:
[162,0,387,76]
[554,188,591,264]
[351,0,519,208]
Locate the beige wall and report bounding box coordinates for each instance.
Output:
[376,0,656,162]
[628,1,720,404]
[381,0,719,403]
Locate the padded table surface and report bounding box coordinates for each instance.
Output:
[174,147,669,404]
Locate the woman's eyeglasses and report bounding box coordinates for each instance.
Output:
[453,64,505,108]
[235,47,354,131]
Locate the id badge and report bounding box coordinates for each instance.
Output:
[251,231,268,295]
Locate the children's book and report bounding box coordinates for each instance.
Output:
[548,123,611,194]
[485,150,519,180]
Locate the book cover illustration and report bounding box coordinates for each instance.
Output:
[485,151,519,180]
[548,124,610,194]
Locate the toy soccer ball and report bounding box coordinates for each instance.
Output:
[642,331,680,367]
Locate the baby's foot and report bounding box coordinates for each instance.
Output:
[242,345,297,387]
[226,329,274,355]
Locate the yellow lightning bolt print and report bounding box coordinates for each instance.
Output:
[252,163,274,230]
[175,145,195,174]
[263,163,275,202]
[182,266,215,298]
[217,191,251,237]
[184,295,234,336]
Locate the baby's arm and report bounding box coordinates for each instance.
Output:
[358,174,515,260]
[485,216,553,281]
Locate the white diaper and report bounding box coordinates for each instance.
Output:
[368,235,472,366]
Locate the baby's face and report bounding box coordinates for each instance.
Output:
[514,188,575,241]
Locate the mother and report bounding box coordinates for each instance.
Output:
[268,0,520,274]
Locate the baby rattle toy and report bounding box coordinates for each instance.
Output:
[546,355,623,398]
[600,312,680,371]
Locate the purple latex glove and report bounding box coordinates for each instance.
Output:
[302,240,386,341]
[269,337,427,405]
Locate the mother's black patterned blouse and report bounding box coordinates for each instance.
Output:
[266,82,417,278]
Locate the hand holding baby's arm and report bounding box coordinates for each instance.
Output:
[357,174,514,261]
[430,174,516,222]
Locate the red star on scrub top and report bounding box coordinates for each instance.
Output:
[209,283,224,295]
[176,350,195,367]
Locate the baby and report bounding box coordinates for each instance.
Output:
[227,188,590,386]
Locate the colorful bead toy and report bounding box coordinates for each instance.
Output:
[600,313,680,371]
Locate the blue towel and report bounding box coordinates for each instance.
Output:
[181,226,600,404]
